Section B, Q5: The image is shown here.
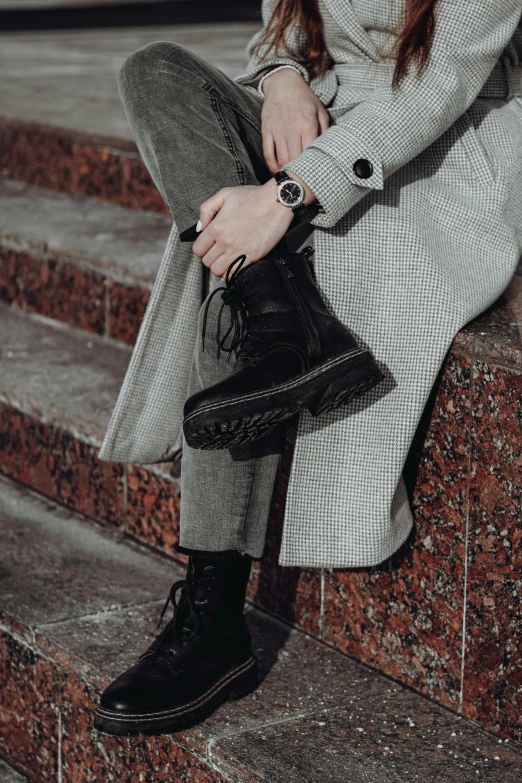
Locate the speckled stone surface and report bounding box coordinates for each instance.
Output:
[0,477,174,628]
[107,280,150,345]
[322,353,471,709]
[0,180,170,283]
[454,274,522,367]
[0,25,257,139]
[0,304,130,443]
[0,403,124,525]
[0,246,107,334]
[210,699,522,783]
[0,632,61,782]
[0,179,169,342]
[125,464,181,557]
[462,360,522,742]
[2,475,522,782]
[0,119,168,213]
[248,435,323,638]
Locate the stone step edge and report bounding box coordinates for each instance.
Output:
[1,224,157,291]
[0,599,240,783]
[0,755,33,783]
[0,116,168,215]
[0,222,155,347]
[3,307,522,743]
[0,333,185,557]
[3,116,521,368]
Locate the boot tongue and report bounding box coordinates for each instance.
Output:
[164,566,215,647]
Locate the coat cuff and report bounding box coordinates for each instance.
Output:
[282,128,384,228]
[233,58,310,92]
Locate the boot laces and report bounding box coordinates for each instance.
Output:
[201,254,260,362]
[147,567,202,663]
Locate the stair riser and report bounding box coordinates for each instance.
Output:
[0,119,168,215]
[0,621,228,783]
[0,246,150,346]
[2,343,522,742]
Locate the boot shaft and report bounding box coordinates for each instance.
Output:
[187,555,252,625]
[236,249,358,361]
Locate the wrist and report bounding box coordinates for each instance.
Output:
[261,66,305,96]
[284,170,317,206]
[262,179,295,224]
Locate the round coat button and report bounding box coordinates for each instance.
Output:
[353,159,373,179]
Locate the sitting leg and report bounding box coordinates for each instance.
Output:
[117,40,272,233]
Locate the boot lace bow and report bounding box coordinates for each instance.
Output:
[201,254,258,361]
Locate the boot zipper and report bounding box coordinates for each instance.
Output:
[277,257,321,359]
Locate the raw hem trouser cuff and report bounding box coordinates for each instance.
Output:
[174,541,267,562]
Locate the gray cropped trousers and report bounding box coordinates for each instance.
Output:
[118,41,311,560]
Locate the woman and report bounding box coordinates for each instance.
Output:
[94,0,522,736]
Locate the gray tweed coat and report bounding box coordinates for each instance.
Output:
[99,0,522,568]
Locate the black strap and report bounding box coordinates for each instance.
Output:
[274,170,291,185]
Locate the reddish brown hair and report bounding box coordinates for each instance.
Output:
[253,0,440,89]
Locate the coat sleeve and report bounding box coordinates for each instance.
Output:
[233,0,311,89]
[283,1,522,228]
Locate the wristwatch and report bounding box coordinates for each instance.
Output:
[274,170,306,212]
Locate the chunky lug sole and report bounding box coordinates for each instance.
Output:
[184,349,383,450]
[94,654,258,737]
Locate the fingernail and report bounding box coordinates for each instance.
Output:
[196,220,202,232]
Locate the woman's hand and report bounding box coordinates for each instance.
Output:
[261,67,330,173]
[192,180,294,278]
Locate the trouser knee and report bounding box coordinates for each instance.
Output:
[118,41,206,89]
[118,40,196,104]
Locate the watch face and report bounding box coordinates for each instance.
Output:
[279,180,304,207]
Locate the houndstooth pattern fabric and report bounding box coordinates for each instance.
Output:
[99,0,522,568]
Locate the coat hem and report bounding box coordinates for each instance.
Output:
[277,517,414,569]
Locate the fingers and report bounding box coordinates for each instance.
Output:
[263,130,279,174]
[209,254,231,279]
[199,188,231,231]
[287,132,304,163]
[193,234,216,261]
[318,108,330,135]
[275,136,290,170]
[264,107,328,174]
[201,240,222,269]
[300,115,321,151]
[192,187,233,256]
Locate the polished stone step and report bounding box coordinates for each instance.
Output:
[1,474,521,783]
[1,296,522,742]
[0,179,170,344]
[0,758,33,783]
[0,23,258,212]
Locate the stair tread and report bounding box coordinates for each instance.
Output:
[0,23,257,141]
[0,302,129,444]
[0,758,32,783]
[1,474,521,782]
[0,179,170,285]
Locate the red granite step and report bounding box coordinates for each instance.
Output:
[0,179,171,345]
[0,23,257,214]
[1,474,521,783]
[0,117,167,215]
[2,290,522,742]
[0,302,306,648]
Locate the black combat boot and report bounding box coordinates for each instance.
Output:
[94,555,257,736]
[183,248,383,450]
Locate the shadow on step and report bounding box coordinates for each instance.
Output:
[246,430,312,685]
[0,0,261,32]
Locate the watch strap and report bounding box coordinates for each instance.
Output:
[274,170,291,185]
